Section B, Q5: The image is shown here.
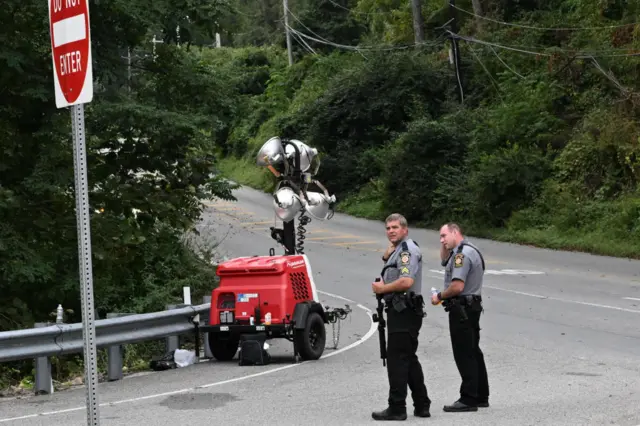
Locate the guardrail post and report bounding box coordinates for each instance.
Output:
[106,313,134,381]
[182,288,200,362]
[202,296,213,359]
[165,304,180,354]
[34,322,53,395]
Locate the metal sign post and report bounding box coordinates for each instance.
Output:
[48,0,99,423]
[71,103,100,425]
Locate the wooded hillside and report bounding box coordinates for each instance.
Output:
[1,0,639,388]
[217,0,640,258]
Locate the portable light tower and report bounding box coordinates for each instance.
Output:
[256,136,336,255]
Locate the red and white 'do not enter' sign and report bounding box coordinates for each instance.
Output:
[48,0,93,108]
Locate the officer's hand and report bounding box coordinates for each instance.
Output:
[372,280,385,294]
[431,293,440,305]
[383,243,395,259]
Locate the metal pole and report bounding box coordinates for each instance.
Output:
[410,0,425,44]
[203,296,213,358]
[165,305,180,353]
[283,220,296,255]
[71,103,100,425]
[127,47,131,93]
[449,0,464,102]
[283,0,293,66]
[34,322,54,395]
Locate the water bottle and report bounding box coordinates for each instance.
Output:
[56,304,64,323]
[431,287,441,305]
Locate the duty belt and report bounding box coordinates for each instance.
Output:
[452,295,482,305]
[442,295,482,321]
[386,291,425,315]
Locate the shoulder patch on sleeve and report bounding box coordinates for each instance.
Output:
[454,253,464,268]
[400,251,411,266]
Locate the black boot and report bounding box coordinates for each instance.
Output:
[413,406,431,417]
[443,400,478,412]
[372,407,407,421]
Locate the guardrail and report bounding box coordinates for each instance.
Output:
[0,298,212,395]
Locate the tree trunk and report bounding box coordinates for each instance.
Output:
[410,0,425,44]
[471,0,483,16]
[471,0,483,31]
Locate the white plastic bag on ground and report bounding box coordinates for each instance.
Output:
[173,349,197,367]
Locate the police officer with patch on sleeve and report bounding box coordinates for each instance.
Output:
[371,213,431,421]
[431,223,490,412]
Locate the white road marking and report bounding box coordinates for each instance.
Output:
[0,290,377,424]
[623,297,640,301]
[425,273,640,314]
[318,291,355,304]
[356,303,371,313]
[429,269,545,276]
[485,285,640,314]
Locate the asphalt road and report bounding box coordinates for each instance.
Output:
[2,185,640,425]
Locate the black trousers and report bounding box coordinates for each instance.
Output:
[386,308,431,411]
[448,302,489,406]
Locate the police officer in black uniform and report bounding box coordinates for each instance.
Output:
[432,223,490,412]
[371,213,431,421]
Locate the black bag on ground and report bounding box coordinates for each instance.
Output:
[239,333,271,366]
[150,351,177,371]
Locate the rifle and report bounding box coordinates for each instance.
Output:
[371,278,387,366]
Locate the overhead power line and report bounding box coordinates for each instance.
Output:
[325,0,388,16]
[451,31,640,59]
[286,25,444,52]
[451,4,640,31]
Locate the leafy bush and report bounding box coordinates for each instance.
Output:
[465,142,553,226]
[279,50,450,199]
[554,109,640,200]
[381,117,468,224]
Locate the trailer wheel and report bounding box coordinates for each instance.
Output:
[208,333,239,361]
[294,312,325,360]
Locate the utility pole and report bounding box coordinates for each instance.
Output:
[410,0,425,44]
[283,0,293,66]
[471,0,483,17]
[449,0,464,102]
[127,46,131,93]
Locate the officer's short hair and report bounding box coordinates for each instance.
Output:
[445,222,463,234]
[385,213,408,228]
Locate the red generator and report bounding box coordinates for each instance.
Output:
[201,254,350,363]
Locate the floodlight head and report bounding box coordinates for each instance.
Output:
[285,139,319,173]
[273,186,303,222]
[257,136,286,168]
[302,191,336,220]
